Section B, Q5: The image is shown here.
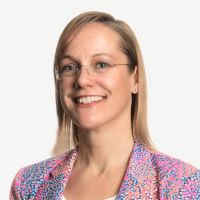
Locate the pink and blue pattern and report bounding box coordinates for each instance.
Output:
[10,143,200,199]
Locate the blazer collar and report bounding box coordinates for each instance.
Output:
[117,143,157,199]
[48,143,156,199]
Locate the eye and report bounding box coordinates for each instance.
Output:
[60,64,79,73]
[96,62,111,69]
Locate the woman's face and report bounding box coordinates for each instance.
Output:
[60,23,138,130]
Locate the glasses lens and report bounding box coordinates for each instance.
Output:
[60,65,79,78]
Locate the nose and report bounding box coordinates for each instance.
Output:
[74,66,94,88]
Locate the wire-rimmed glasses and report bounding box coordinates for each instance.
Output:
[55,62,133,80]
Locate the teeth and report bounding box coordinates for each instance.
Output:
[77,96,104,104]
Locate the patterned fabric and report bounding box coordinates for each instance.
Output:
[10,143,200,199]
[62,194,117,200]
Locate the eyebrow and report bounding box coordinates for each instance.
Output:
[62,54,77,61]
[92,53,113,58]
[62,53,113,61]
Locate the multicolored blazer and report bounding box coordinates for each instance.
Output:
[10,143,200,199]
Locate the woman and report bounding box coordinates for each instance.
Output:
[10,11,200,200]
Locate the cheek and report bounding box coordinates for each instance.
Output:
[59,81,74,108]
[102,73,132,96]
[60,80,74,96]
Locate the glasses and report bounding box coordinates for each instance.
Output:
[55,62,133,80]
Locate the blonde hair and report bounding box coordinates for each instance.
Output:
[52,11,155,155]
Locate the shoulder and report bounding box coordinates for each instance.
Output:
[148,147,198,178]
[14,151,69,182]
[142,144,200,198]
[9,149,75,199]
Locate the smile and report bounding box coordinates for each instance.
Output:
[75,96,106,104]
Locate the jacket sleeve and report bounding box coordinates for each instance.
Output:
[9,168,24,200]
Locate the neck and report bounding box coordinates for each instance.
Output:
[76,124,134,175]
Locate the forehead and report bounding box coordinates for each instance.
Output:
[63,23,125,60]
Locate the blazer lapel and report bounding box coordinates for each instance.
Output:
[36,143,158,199]
[35,148,78,200]
[117,143,158,199]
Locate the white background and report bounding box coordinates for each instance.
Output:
[1,0,200,199]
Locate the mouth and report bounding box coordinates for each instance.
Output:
[73,95,107,105]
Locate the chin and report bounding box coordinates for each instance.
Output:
[74,119,103,131]
[77,123,100,131]
[72,115,100,128]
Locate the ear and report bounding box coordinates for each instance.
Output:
[130,66,138,94]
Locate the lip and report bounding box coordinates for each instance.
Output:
[73,95,106,100]
[73,95,107,104]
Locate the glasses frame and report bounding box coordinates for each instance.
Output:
[55,63,133,81]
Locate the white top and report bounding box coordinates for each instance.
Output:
[62,195,117,200]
